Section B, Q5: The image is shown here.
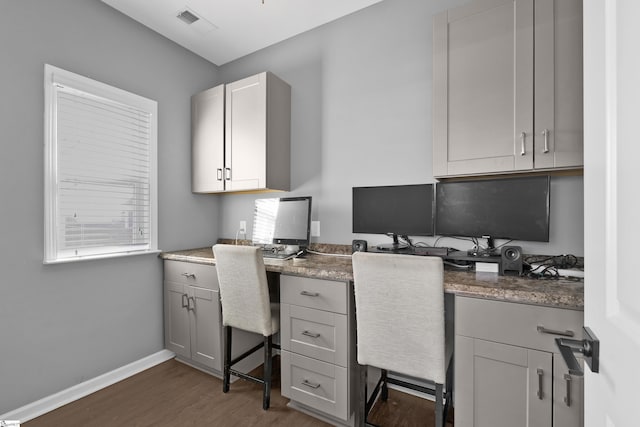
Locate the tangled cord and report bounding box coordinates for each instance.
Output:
[523,254,579,279]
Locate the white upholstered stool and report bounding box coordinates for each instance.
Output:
[352,251,453,426]
[212,244,280,410]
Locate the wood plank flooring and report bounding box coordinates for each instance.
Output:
[24,358,453,426]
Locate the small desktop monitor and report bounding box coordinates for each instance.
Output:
[435,176,550,244]
[352,184,435,249]
[252,196,312,248]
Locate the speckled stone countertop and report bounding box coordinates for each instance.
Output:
[160,246,584,310]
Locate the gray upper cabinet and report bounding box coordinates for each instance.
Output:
[432,0,583,178]
[191,71,291,193]
[192,85,225,193]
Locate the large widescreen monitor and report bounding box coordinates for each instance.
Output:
[352,184,434,249]
[435,176,550,243]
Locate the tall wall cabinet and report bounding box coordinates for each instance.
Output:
[191,71,291,193]
[455,296,584,427]
[432,0,583,178]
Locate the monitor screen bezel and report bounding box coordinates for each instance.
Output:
[434,176,551,242]
[252,196,312,248]
[352,183,435,237]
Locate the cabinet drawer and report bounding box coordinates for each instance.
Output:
[164,260,218,290]
[456,296,583,353]
[281,351,349,421]
[281,304,348,367]
[280,275,347,314]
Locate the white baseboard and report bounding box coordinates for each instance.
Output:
[1,349,175,423]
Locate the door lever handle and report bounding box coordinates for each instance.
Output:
[555,326,600,376]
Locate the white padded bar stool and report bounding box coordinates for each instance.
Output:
[352,251,453,426]
[212,244,280,410]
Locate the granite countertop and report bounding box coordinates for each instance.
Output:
[160,247,584,310]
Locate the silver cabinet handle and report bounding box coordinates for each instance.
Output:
[181,272,196,279]
[187,296,195,311]
[537,368,544,399]
[224,168,231,181]
[216,168,223,181]
[520,131,527,156]
[302,330,321,338]
[564,374,572,407]
[301,379,321,389]
[300,291,319,297]
[181,293,189,308]
[537,325,575,337]
[541,128,550,153]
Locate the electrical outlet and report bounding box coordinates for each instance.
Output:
[239,220,246,233]
[311,221,320,237]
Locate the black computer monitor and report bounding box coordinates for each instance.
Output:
[435,176,550,246]
[252,196,312,248]
[352,184,434,250]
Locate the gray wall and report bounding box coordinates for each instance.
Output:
[216,0,584,257]
[0,0,219,414]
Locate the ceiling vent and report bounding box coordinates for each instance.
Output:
[177,9,200,25]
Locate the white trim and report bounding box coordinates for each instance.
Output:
[0,350,175,423]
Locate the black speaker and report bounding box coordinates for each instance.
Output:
[352,239,368,253]
[500,246,523,276]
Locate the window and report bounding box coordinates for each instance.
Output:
[44,65,158,263]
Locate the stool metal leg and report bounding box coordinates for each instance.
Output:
[223,326,232,393]
[435,383,444,427]
[263,335,272,410]
[381,369,389,401]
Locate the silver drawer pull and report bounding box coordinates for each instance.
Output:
[564,374,572,407]
[181,293,189,308]
[302,330,321,338]
[302,379,321,389]
[537,325,575,337]
[216,168,223,181]
[300,290,319,297]
[520,131,527,155]
[181,272,196,279]
[537,368,544,399]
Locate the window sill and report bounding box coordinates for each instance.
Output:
[43,249,162,265]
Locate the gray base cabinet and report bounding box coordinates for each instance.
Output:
[280,275,356,425]
[432,0,583,178]
[163,260,263,376]
[455,296,584,427]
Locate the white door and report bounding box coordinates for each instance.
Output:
[583,1,640,426]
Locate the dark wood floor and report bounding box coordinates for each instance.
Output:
[25,358,453,426]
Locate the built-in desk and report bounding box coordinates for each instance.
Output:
[161,247,584,309]
[160,247,584,426]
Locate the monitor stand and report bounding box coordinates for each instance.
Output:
[377,234,409,252]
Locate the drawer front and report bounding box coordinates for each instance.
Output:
[280,275,348,314]
[281,351,349,421]
[281,304,348,367]
[455,296,584,353]
[164,260,218,290]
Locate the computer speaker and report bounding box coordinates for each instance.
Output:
[500,246,523,276]
[352,239,368,253]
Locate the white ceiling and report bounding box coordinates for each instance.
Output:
[101,0,384,66]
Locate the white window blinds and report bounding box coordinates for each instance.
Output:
[44,65,158,263]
